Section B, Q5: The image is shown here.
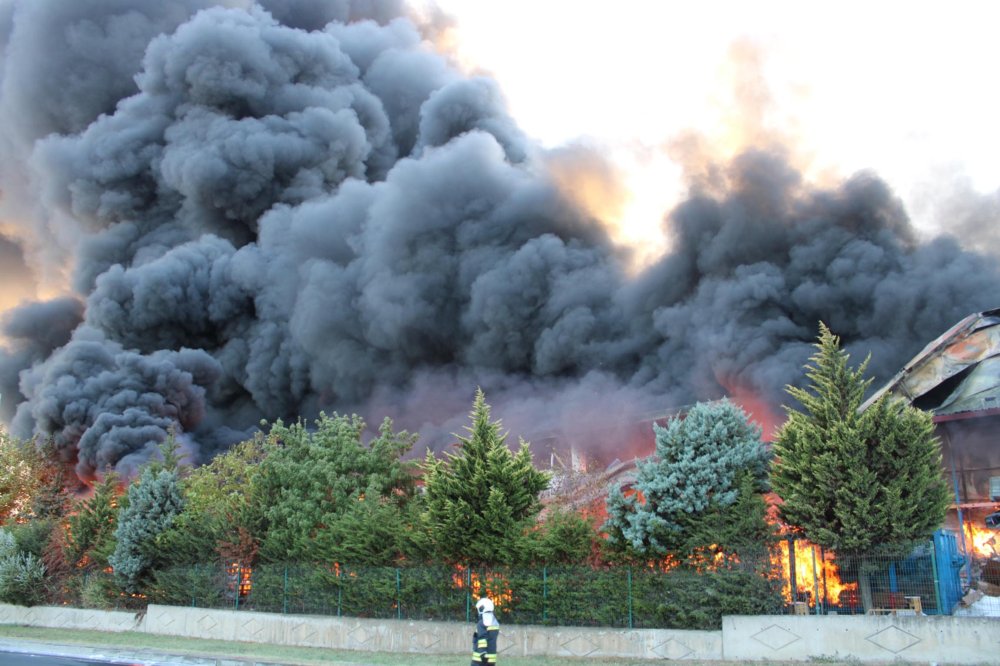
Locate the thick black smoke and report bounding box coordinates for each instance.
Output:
[1,0,997,481]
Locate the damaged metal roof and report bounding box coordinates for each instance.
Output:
[862,308,1000,419]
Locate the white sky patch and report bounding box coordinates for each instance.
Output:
[426,0,1000,246]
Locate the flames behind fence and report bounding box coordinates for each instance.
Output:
[771,538,855,608]
[58,536,969,627]
[451,566,514,608]
[963,523,1000,559]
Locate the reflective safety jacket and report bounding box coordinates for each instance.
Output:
[470,610,499,664]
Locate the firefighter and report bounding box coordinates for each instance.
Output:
[471,595,499,665]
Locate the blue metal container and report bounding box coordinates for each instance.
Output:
[932,529,965,615]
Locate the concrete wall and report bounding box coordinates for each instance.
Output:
[142,605,723,661]
[0,603,140,633]
[722,615,999,664]
[1,603,997,663]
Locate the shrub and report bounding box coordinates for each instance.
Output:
[0,528,46,606]
[78,572,121,610]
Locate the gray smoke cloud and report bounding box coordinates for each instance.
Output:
[1,0,998,481]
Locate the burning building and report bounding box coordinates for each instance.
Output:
[861,307,1000,564]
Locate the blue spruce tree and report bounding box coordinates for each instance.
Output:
[109,467,183,594]
[604,399,773,561]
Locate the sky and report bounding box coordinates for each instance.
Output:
[429,0,1000,260]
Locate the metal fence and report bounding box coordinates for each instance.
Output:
[142,557,788,630]
[776,533,963,616]
[53,532,971,630]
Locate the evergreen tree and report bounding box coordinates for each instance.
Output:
[27,440,78,520]
[257,414,418,564]
[158,435,269,566]
[522,508,602,565]
[65,473,121,571]
[320,492,424,565]
[0,431,43,525]
[109,467,184,594]
[770,322,951,555]
[603,399,772,562]
[420,388,550,565]
[0,527,46,606]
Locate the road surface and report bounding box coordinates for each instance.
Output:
[0,649,172,665]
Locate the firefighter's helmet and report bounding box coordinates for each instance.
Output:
[476,597,494,614]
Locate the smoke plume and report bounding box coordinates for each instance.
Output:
[1,0,997,481]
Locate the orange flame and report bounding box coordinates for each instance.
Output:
[452,566,513,607]
[227,562,252,597]
[679,544,738,572]
[963,523,999,559]
[770,539,854,607]
[719,379,784,442]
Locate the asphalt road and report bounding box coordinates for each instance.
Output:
[0,651,139,666]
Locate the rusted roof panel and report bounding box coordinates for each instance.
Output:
[862,308,1000,416]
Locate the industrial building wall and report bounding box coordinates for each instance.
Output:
[937,415,1000,505]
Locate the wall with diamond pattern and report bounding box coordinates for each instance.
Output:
[1,603,995,662]
[722,615,998,664]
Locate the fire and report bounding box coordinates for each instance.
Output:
[719,378,784,442]
[451,566,513,607]
[963,523,999,559]
[227,562,252,597]
[771,538,854,607]
[681,544,735,572]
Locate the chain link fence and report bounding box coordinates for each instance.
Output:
[51,530,975,630]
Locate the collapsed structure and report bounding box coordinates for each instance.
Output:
[859,308,1000,569]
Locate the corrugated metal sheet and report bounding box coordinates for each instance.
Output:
[863,308,1000,418]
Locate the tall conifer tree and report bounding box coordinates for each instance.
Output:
[256,414,418,564]
[421,389,550,565]
[109,467,184,594]
[771,323,950,555]
[65,473,120,571]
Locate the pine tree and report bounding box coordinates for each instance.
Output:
[420,388,550,565]
[65,473,121,571]
[522,508,602,565]
[27,440,78,520]
[256,414,418,564]
[770,322,951,556]
[158,435,268,567]
[602,399,772,562]
[0,527,46,605]
[109,467,184,594]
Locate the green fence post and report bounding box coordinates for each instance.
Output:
[396,568,402,620]
[820,547,829,610]
[466,566,472,622]
[282,566,288,614]
[627,567,633,629]
[787,537,797,603]
[542,566,548,623]
[337,566,342,617]
[191,565,197,607]
[811,546,820,615]
[234,566,240,611]
[930,540,942,614]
